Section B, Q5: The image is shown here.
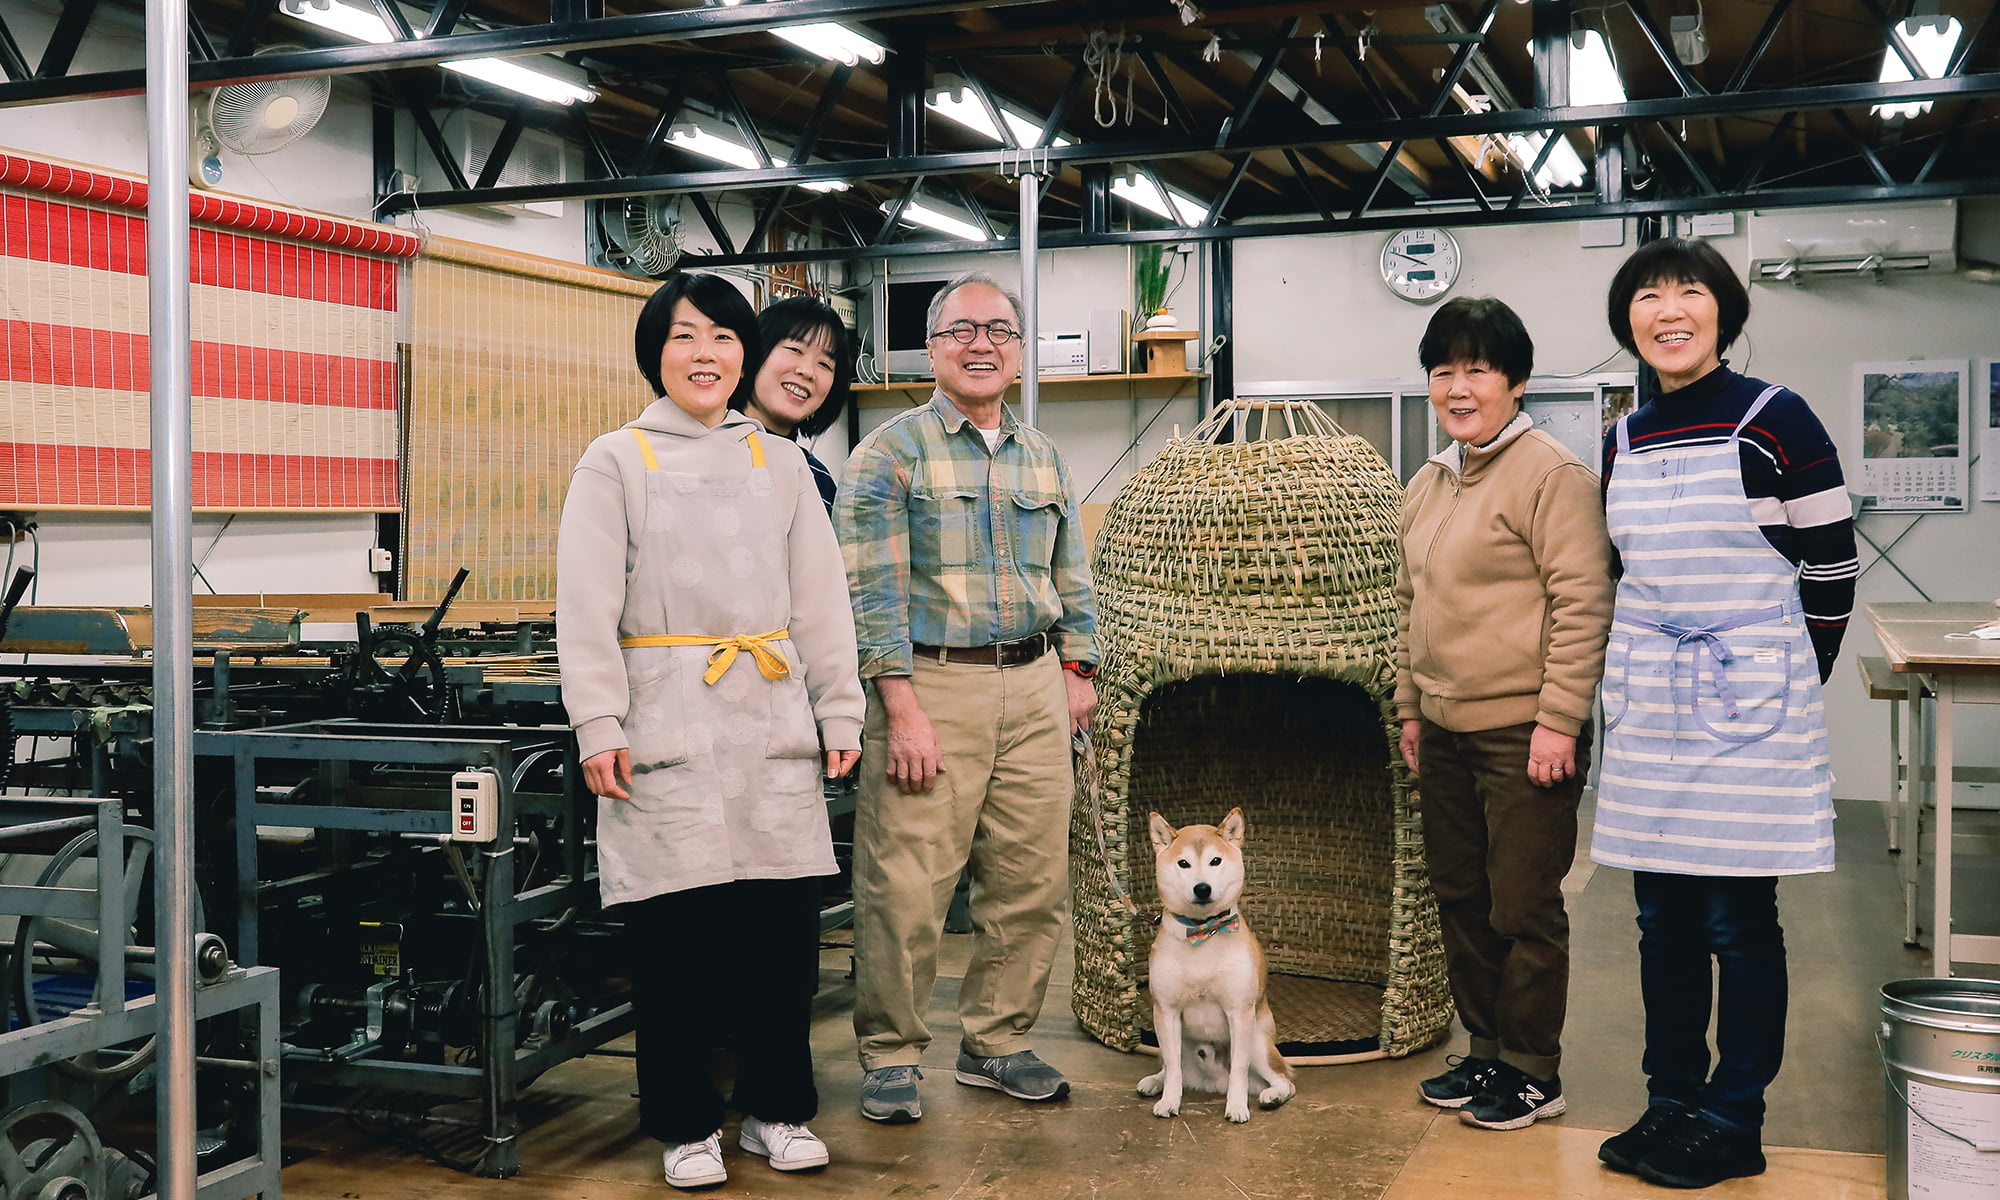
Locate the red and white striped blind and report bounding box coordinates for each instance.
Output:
[0,150,422,510]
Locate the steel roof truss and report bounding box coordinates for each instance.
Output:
[688,192,735,256]
[1724,0,1791,95]
[1216,17,1302,147]
[474,106,529,190]
[0,18,28,82]
[1827,106,1897,186]
[713,71,775,169]
[1652,121,1719,195]
[1283,146,1335,220]
[1735,110,1797,191]
[376,69,2000,214]
[630,80,693,177]
[1137,48,1198,132]
[37,0,99,80]
[1914,98,1979,184]
[425,0,475,41]
[952,60,1019,151]
[370,0,419,45]
[875,176,920,243]
[1622,0,1708,99]
[398,82,472,192]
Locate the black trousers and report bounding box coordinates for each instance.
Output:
[625,875,823,1144]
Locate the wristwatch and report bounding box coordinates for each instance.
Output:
[1061,660,1098,679]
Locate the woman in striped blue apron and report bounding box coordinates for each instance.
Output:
[1591,238,1857,1190]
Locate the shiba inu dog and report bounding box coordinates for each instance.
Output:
[1136,808,1296,1123]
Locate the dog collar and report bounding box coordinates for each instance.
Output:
[1173,910,1240,945]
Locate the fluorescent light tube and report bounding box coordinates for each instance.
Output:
[1111,174,1208,225]
[1567,29,1626,106]
[1505,130,1588,190]
[283,1,595,104]
[443,58,596,106]
[926,87,1071,148]
[1875,17,1962,119]
[881,198,988,241]
[666,124,849,191]
[772,22,886,66]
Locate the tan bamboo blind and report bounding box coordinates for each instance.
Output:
[404,236,657,603]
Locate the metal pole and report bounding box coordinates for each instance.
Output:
[1017,171,1039,426]
[145,0,198,1194]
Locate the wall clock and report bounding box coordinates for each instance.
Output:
[1380,227,1462,303]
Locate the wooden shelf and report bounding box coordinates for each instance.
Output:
[853,372,1205,409]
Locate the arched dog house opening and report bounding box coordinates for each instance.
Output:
[1071,400,1451,1063]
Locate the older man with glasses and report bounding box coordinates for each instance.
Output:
[835,270,1098,1124]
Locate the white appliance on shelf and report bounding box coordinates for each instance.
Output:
[1036,331,1089,376]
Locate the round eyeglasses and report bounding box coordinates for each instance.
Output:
[928,320,1019,346]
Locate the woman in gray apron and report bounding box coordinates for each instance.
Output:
[1592,239,1857,1190]
[557,273,864,1189]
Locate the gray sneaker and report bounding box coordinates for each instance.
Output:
[860,1065,922,1123]
[954,1048,1070,1102]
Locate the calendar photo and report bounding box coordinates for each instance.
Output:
[1854,360,1969,512]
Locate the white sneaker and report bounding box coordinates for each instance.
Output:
[661,1133,726,1189]
[738,1115,830,1172]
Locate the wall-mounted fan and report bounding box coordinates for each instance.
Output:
[190,47,331,187]
[604,195,685,277]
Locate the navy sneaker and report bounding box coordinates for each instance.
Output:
[1418,1055,1501,1109]
[1638,1113,1766,1188]
[1600,1104,1696,1174]
[1458,1062,1566,1131]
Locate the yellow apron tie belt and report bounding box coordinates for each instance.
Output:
[619,629,792,686]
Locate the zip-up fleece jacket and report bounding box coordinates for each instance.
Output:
[1394,413,1614,736]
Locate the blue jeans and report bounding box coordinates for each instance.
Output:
[1633,872,1786,1133]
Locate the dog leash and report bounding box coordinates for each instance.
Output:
[1075,730,1160,928]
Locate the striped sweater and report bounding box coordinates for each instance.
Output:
[1602,366,1857,682]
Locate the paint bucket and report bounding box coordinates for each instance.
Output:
[1879,977,2000,1200]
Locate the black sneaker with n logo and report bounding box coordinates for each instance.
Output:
[1458,1062,1566,1131]
[1417,1055,1501,1109]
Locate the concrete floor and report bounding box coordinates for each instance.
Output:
[278,797,1931,1199]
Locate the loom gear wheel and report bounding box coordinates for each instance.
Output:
[10,828,170,1082]
[0,1101,109,1200]
[340,623,457,724]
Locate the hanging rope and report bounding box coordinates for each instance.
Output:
[1084,27,1138,128]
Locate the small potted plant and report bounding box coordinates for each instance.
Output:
[1135,243,1175,330]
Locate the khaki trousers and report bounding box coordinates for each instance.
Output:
[851,653,1072,1069]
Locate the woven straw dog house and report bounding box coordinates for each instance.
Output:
[1071,399,1451,1063]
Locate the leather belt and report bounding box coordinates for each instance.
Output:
[913,631,1053,668]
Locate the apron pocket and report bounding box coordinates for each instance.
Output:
[765,673,823,760]
[1602,632,1632,729]
[622,650,689,773]
[1692,636,1795,744]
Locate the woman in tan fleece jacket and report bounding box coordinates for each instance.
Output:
[1394,297,1613,1133]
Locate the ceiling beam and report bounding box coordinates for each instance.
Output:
[680,175,2000,267]
[381,67,2000,212]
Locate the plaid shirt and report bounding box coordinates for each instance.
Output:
[835,392,1097,678]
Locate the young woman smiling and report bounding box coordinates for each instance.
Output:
[736,296,855,513]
